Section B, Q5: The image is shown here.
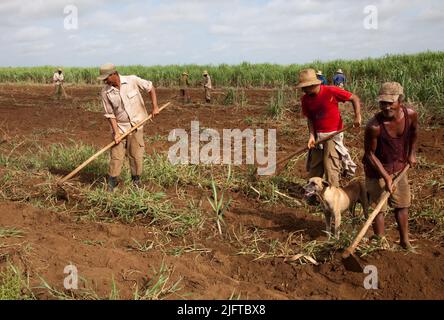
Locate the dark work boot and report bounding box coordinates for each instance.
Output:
[132,175,142,188]
[107,176,118,192]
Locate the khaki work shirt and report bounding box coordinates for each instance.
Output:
[203,75,212,89]
[101,75,153,134]
[53,73,64,84]
[179,76,190,89]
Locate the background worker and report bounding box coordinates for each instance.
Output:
[333,69,346,88]
[297,68,361,187]
[179,71,191,103]
[363,82,418,250]
[316,70,328,85]
[98,63,160,191]
[202,70,212,103]
[53,68,67,99]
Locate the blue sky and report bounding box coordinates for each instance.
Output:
[0,0,443,66]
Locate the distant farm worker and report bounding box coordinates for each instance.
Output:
[363,82,418,250]
[53,68,67,99]
[179,71,191,103]
[97,63,160,192]
[202,70,212,103]
[297,68,361,187]
[316,70,328,85]
[333,69,346,88]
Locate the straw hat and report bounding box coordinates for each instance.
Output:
[336,69,343,74]
[296,68,322,88]
[202,70,209,76]
[182,72,189,76]
[378,82,404,103]
[316,70,323,76]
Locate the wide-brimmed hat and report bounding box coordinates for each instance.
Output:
[336,69,343,74]
[378,82,404,103]
[316,70,323,76]
[182,72,189,76]
[202,70,208,76]
[97,63,117,81]
[57,68,63,72]
[296,68,322,88]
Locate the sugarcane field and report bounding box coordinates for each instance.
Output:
[1,1,444,305]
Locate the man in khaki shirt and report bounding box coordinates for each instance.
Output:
[179,71,191,103]
[202,70,212,103]
[53,68,67,99]
[98,63,160,191]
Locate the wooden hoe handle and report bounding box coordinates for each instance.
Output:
[274,125,352,169]
[342,164,410,259]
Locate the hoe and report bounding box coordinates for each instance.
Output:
[255,125,352,176]
[342,164,410,272]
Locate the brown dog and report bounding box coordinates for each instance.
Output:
[304,177,369,237]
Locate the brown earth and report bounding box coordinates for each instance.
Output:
[0,83,443,300]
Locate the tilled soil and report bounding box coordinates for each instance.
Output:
[0,84,443,299]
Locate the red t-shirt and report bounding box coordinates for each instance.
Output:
[301,85,353,133]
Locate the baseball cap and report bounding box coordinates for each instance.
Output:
[378,82,404,103]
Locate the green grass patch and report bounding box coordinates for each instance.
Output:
[0,264,35,300]
[268,87,287,119]
[85,188,203,236]
[133,261,185,300]
[142,152,209,188]
[222,87,248,107]
[42,142,108,177]
[0,227,25,238]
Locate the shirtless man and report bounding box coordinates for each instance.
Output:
[363,82,418,249]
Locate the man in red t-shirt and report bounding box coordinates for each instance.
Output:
[297,68,362,187]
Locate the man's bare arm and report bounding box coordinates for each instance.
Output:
[349,94,362,127]
[307,118,316,149]
[108,118,121,144]
[149,86,159,117]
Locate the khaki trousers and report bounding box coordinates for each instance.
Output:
[307,139,341,187]
[205,87,211,101]
[54,84,62,99]
[54,84,67,99]
[109,129,145,177]
[180,89,190,102]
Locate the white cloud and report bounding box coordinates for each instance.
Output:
[0,0,443,66]
[19,42,55,56]
[416,8,444,22]
[209,25,237,36]
[74,38,113,54]
[0,0,107,19]
[13,26,52,42]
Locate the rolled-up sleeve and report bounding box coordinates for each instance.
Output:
[134,76,153,92]
[101,91,116,119]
